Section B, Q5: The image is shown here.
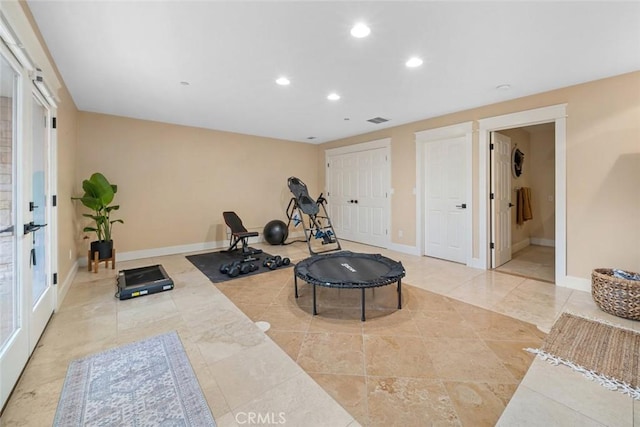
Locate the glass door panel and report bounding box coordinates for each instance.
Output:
[31,97,47,305]
[0,54,18,355]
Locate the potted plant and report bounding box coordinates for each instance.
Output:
[72,172,123,260]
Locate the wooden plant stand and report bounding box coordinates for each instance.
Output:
[88,248,116,273]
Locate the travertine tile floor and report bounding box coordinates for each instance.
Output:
[495,245,555,284]
[1,240,638,426]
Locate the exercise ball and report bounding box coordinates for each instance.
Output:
[264,220,288,245]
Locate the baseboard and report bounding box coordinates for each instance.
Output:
[512,238,531,253]
[56,260,78,311]
[387,242,421,256]
[530,238,555,247]
[556,275,591,292]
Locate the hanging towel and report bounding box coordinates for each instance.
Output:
[515,187,533,225]
[522,187,533,222]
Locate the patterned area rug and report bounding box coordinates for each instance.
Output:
[53,331,216,426]
[528,313,640,399]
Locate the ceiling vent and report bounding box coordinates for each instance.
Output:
[367,117,389,124]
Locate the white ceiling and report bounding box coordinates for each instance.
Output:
[27,1,640,144]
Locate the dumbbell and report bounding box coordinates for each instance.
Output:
[239,263,259,275]
[219,260,241,274]
[262,255,291,270]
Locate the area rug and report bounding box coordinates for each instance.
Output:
[527,312,640,399]
[53,331,216,426]
[186,250,293,283]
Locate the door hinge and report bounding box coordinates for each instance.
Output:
[490,143,494,150]
[490,193,494,200]
[29,201,35,211]
[327,162,330,168]
[52,195,57,207]
[53,273,58,285]
[52,117,57,129]
[490,242,495,249]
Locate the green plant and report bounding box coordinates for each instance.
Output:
[72,172,123,242]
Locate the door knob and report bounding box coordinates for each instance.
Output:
[455,203,467,209]
[354,200,358,204]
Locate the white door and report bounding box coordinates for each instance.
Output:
[327,147,389,247]
[0,51,56,408]
[424,137,468,263]
[28,94,55,352]
[491,132,512,267]
[0,48,27,409]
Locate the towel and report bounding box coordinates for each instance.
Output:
[516,187,533,225]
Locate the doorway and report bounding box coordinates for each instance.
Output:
[491,123,556,283]
[478,104,567,286]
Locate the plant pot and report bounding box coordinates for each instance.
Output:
[90,240,113,260]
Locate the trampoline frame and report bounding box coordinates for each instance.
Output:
[293,251,405,321]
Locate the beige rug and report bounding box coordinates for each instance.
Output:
[528,313,640,399]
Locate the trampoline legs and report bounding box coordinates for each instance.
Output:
[312,284,317,315]
[294,275,298,298]
[361,288,366,321]
[397,279,402,309]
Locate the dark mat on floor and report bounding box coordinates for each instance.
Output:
[186,250,293,283]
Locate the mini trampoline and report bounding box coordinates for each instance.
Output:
[294,251,405,321]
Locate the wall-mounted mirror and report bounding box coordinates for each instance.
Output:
[512,147,524,178]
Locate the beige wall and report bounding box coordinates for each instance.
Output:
[528,128,555,242]
[75,113,319,253]
[319,71,640,279]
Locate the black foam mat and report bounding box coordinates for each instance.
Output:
[186,250,293,283]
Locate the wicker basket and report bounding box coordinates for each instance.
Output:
[591,268,640,320]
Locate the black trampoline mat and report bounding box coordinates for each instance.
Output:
[295,251,405,288]
[307,255,391,282]
[186,250,293,283]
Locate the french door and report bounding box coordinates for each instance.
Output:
[327,145,390,248]
[0,47,56,409]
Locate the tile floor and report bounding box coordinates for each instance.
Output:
[1,240,638,426]
[495,245,555,284]
[218,269,544,426]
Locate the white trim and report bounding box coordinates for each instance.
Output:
[556,275,591,292]
[478,104,567,287]
[387,242,421,256]
[530,238,555,247]
[415,121,474,142]
[512,238,531,254]
[324,137,390,156]
[415,121,473,266]
[56,261,78,311]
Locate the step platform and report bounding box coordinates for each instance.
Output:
[116,264,174,300]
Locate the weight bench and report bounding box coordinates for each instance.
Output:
[222,211,263,258]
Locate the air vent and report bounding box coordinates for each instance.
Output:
[367,117,389,124]
[307,136,316,140]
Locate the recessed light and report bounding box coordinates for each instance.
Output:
[405,57,423,68]
[496,84,511,90]
[276,77,290,86]
[327,93,340,101]
[350,22,370,38]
